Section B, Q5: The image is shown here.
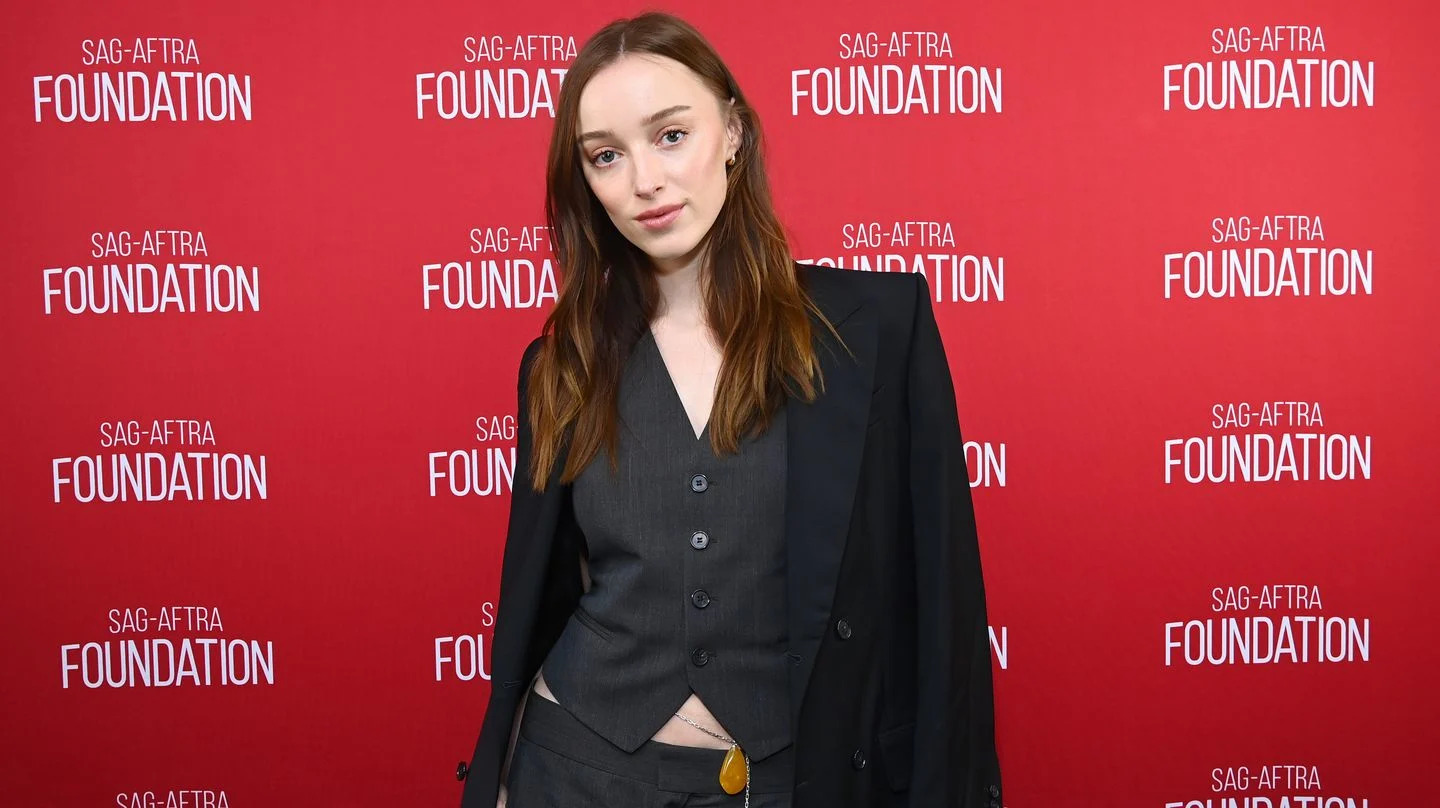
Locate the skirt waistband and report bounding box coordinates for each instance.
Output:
[519,685,795,795]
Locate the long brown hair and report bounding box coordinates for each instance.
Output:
[525,11,844,491]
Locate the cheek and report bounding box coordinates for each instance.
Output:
[586,178,627,219]
[676,153,724,193]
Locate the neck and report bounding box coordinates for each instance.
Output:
[651,249,707,327]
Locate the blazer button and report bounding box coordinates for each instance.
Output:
[989,784,1000,798]
[690,530,709,550]
[690,473,708,492]
[691,589,711,608]
[691,647,711,666]
[989,800,1000,808]
[851,749,867,770]
[834,618,852,640]
[455,761,469,781]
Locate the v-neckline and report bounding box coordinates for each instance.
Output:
[644,326,712,442]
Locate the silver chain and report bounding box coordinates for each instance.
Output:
[670,713,751,808]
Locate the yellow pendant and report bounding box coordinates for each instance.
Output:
[719,745,747,795]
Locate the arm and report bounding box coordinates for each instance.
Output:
[463,337,548,808]
[904,273,1002,806]
[491,337,545,805]
[492,336,590,804]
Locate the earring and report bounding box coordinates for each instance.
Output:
[726,153,736,166]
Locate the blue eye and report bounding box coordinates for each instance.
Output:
[588,127,689,168]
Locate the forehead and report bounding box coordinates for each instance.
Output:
[577,53,716,135]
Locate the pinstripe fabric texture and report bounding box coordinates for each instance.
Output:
[539,327,794,763]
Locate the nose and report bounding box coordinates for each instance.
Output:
[630,149,663,196]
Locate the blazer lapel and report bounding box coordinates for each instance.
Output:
[783,270,879,724]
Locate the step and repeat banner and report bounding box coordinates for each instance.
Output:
[3,0,1435,805]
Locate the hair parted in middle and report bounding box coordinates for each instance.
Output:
[523,10,847,491]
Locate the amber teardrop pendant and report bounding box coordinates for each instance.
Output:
[719,745,747,795]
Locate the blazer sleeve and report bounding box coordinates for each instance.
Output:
[459,335,585,808]
[904,273,1003,807]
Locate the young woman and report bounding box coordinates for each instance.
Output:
[459,11,1001,808]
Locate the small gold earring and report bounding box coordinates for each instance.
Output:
[726,154,736,166]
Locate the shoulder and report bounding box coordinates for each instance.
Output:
[794,260,923,327]
[516,334,547,391]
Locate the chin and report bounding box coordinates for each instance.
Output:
[633,234,701,263]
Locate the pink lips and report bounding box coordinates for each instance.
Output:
[636,203,683,230]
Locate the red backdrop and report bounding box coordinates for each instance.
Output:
[3,0,1436,805]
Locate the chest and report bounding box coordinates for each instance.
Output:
[648,321,721,440]
[570,331,787,566]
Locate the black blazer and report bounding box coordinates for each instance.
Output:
[459,262,1002,808]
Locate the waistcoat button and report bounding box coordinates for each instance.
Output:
[690,473,708,492]
[691,530,709,549]
[455,761,469,781]
[691,647,711,666]
[835,618,853,640]
[691,589,711,608]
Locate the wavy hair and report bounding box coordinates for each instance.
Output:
[525,11,843,490]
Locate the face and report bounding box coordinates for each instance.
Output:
[576,53,742,274]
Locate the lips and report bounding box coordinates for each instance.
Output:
[634,202,684,231]
[636,203,683,221]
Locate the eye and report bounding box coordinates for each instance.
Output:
[587,127,690,169]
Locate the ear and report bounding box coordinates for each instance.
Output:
[725,97,742,155]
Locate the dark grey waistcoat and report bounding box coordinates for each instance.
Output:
[539,327,793,762]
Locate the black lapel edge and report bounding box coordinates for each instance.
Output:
[784,265,879,721]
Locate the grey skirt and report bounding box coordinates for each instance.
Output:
[505,686,795,808]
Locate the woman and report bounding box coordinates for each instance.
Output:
[459,11,1001,808]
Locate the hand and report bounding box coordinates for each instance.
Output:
[496,783,508,808]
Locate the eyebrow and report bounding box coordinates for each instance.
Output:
[578,104,692,144]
